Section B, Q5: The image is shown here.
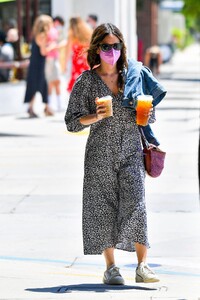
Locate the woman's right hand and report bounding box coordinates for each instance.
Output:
[95,97,107,120]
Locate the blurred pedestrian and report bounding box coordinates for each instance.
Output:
[86,14,98,30]
[45,17,66,112]
[3,19,19,60]
[65,16,92,93]
[53,16,66,73]
[0,30,14,82]
[6,28,19,44]
[65,23,166,285]
[24,15,53,118]
[144,45,162,75]
[53,16,65,41]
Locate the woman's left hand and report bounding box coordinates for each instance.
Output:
[148,107,153,117]
[147,143,157,150]
[145,107,153,122]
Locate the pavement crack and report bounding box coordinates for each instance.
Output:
[9,187,37,214]
[10,197,26,214]
[65,257,78,268]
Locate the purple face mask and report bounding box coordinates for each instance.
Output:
[100,48,121,66]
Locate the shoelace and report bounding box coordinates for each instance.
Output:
[141,264,155,275]
[108,266,120,277]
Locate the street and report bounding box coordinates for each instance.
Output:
[0,43,200,299]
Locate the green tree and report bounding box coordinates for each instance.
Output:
[182,0,200,18]
[182,0,200,32]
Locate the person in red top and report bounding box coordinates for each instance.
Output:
[65,17,92,93]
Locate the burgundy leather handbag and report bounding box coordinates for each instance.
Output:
[139,128,166,178]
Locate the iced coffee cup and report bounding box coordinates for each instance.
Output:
[96,95,113,118]
[136,95,153,126]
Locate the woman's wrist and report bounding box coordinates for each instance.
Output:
[79,114,98,125]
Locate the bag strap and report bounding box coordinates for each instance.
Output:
[139,127,150,149]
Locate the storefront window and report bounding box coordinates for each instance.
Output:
[0,0,51,36]
[0,0,51,81]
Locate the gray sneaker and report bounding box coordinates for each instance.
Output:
[135,262,160,283]
[103,264,125,285]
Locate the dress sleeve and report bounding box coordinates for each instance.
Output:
[64,72,92,132]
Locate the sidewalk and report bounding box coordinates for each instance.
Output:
[0,75,68,116]
[0,44,200,299]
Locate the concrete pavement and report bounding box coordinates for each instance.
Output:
[0,44,200,299]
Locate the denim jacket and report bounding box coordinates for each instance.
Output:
[122,58,167,146]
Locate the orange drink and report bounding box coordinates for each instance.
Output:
[136,95,153,126]
[96,95,113,117]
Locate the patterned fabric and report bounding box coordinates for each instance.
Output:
[67,43,90,93]
[65,70,150,254]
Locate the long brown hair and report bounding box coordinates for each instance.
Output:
[87,23,128,90]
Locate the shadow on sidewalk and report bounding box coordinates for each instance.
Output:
[26,283,157,293]
[159,75,200,82]
[0,132,38,137]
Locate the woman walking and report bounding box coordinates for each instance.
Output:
[24,15,54,117]
[65,23,166,285]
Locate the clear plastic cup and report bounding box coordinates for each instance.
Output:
[96,95,113,117]
[136,95,153,126]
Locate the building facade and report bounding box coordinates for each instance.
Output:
[51,0,137,58]
[0,0,137,59]
[136,0,159,62]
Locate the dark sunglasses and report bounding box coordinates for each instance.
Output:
[99,43,123,52]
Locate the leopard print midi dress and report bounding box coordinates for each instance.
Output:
[65,70,150,255]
